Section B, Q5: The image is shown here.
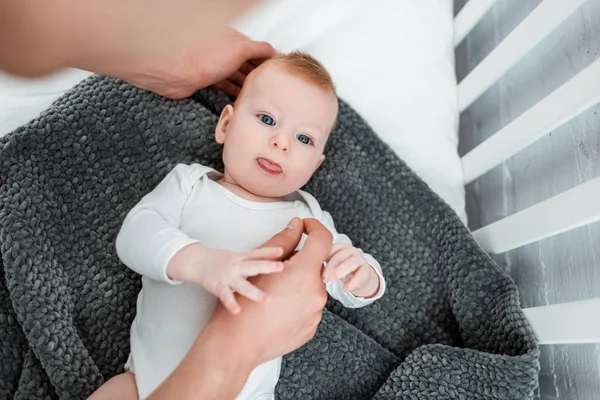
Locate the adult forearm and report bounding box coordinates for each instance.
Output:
[0,1,62,76]
[149,218,328,399]
[148,319,252,400]
[0,0,259,77]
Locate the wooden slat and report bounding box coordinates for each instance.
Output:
[461,58,600,185]
[523,299,600,344]
[472,177,600,254]
[458,0,588,112]
[454,0,499,47]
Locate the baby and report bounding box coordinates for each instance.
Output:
[97,51,385,399]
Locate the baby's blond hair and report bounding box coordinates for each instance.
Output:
[265,51,336,95]
[237,51,338,132]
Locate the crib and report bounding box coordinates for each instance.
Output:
[455,0,600,398]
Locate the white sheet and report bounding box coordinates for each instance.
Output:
[0,0,465,222]
[0,69,93,135]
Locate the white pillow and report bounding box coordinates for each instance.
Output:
[0,69,93,136]
[0,0,465,222]
[234,0,465,222]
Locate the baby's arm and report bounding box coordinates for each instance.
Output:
[320,212,386,308]
[116,164,283,313]
[116,163,203,283]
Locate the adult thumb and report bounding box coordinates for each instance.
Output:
[259,218,304,260]
[290,218,333,275]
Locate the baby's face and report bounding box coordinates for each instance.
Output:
[215,63,338,198]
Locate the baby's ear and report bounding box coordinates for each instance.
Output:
[316,154,325,169]
[215,104,234,144]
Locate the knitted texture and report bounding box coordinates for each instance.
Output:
[0,75,540,399]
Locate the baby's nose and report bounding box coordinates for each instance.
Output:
[270,134,290,152]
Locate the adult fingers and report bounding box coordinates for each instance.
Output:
[249,57,270,68]
[234,279,267,303]
[228,69,247,87]
[241,40,276,63]
[240,61,254,75]
[213,80,240,99]
[259,218,304,260]
[290,218,333,275]
[245,247,283,261]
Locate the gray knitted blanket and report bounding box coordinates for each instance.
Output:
[0,75,540,399]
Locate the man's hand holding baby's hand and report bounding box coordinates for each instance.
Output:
[168,243,284,314]
[322,243,380,298]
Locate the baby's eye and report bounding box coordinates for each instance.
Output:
[258,114,275,126]
[297,134,313,145]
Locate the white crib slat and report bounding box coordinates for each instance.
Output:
[454,0,499,46]
[462,58,600,185]
[458,0,588,112]
[523,299,600,344]
[472,177,600,254]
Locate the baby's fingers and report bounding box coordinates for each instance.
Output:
[234,279,267,303]
[245,247,284,261]
[241,260,284,277]
[326,256,361,283]
[217,285,241,315]
[327,242,350,259]
[343,267,369,293]
[323,246,355,280]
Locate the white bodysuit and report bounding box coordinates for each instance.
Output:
[116,163,385,400]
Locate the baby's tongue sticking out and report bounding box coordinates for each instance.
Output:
[257,158,282,175]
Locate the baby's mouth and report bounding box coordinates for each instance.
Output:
[257,158,283,176]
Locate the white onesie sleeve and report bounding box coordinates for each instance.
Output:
[115,163,204,284]
[320,211,386,308]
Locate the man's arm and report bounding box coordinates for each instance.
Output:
[0,0,258,76]
[148,218,332,400]
[149,320,254,399]
[0,0,272,98]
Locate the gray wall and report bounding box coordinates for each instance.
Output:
[454,0,600,399]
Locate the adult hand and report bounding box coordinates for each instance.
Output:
[213,58,266,100]
[0,1,274,99]
[149,217,332,399]
[210,217,332,365]
[116,29,275,99]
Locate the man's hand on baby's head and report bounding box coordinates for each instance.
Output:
[322,242,380,299]
[214,58,267,100]
[113,28,275,100]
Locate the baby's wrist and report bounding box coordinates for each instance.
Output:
[166,242,206,284]
[363,274,380,299]
[351,265,380,298]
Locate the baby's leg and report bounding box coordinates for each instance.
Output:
[88,372,139,400]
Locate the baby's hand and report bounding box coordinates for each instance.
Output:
[193,246,284,314]
[322,243,380,298]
